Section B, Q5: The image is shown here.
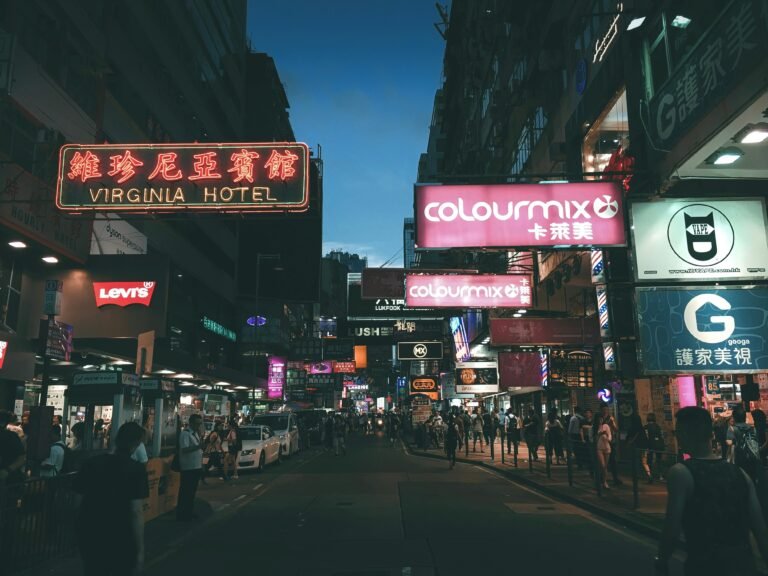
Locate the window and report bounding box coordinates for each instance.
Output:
[532,107,548,146]
[582,89,629,177]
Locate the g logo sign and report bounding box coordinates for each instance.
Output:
[683,294,735,344]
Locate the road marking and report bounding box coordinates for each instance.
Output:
[252,483,264,491]
[234,495,246,502]
[214,503,230,512]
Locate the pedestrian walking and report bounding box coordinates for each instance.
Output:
[568,407,585,469]
[504,408,520,460]
[752,409,768,464]
[655,407,768,576]
[0,410,25,485]
[74,422,149,576]
[334,414,347,456]
[596,414,612,490]
[728,405,762,483]
[523,408,540,462]
[642,413,665,483]
[225,419,241,480]
[203,421,226,480]
[600,404,622,485]
[176,414,203,522]
[40,425,67,478]
[454,411,465,451]
[582,409,595,476]
[388,412,400,446]
[445,415,459,469]
[471,409,484,453]
[545,411,565,465]
[714,414,729,460]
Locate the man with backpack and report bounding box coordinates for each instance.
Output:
[642,413,664,483]
[505,408,520,462]
[728,405,762,482]
[41,425,70,477]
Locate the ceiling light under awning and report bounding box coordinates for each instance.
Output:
[735,123,768,144]
[708,147,744,165]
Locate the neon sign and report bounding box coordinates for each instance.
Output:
[93,281,155,307]
[57,143,310,213]
[201,317,237,342]
[593,3,623,63]
[0,340,8,369]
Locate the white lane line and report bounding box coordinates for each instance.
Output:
[214,503,230,512]
[473,465,656,549]
[234,494,246,502]
[252,483,264,491]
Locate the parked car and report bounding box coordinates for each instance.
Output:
[237,425,281,471]
[249,413,300,456]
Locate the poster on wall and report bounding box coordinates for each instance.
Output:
[636,286,768,373]
[455,361,499,394]
[631,198,768,281]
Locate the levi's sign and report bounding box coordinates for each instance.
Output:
[406,274,533,308]
[57,143,309,213]
[415,182,625,248]
[93,282,155,307]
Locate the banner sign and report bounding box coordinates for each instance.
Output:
[361,268,405,299]
[267,356,286,400]
[93,281,156,307]
[415,182,625,249]
[456,361,499,394]
[450,317,471,362]
[490,317,600,345]
[409,376,439,401]
[637,287,768,373]
[333,361,356,373]
[498,352,545,389]
[57,142,310,213]
[631,198,768,281]
[405,274,533,308]
[396,341,443,361]
[40,319,73,361]
[647,0,768,149]
[308,361,334,374]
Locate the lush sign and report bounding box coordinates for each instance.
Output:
[636,287,768,373]
[57,143,309,213]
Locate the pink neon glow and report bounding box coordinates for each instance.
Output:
[148,152,183,181]
[265,150,299,180]
[676,375,697,408]
[406,274,533,308]
[267,356,286,400]
[107,151,144,184]
[67,151,102,182]
[415,182,626,249]
[228,149,260,183]
[188,151,222,181]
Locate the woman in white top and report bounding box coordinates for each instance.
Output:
[596,418,613,489]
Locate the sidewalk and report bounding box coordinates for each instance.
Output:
[406,435,667,538]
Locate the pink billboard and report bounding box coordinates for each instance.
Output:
[267,356,286,400]
[490,317,601,346]
[415,182,626,249]
[406,274,533,308]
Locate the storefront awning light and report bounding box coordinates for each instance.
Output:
[735,123,768,144]
[516,309,527,314]
[710,147,744,165]
[235,386,249,390]
[8,241,26,248]
[112,360,132,366]
[179,381,195,387]
[626,17,646,31]
[173,373,194,379]
[42,256,58,264]
[671,15,691,29]
[214,381,231,387]
[155,369,175,375]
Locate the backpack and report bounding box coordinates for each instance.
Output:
[55,442,75,474]
[734,425,761,477]
[645,423,664,451]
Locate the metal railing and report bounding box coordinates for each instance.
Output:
[1,474,79,574]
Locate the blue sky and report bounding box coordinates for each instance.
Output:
[247,1,446,266]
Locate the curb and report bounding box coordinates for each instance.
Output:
[405,443,663,541]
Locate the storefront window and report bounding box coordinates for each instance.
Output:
[582,89,629,177]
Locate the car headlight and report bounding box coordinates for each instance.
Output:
[241,449,255,456]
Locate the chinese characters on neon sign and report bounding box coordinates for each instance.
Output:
[57,143,310,213]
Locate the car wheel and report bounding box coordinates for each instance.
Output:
[257,451,265,472]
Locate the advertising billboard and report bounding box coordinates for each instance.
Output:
[498,351,546,389]
[57,143,310,213]
[361,268,406,299]
[308,361,334,374]
[406,273,533,308]
[409,376,440,401]
[636,287,768,373]
[93,281,156,307]
[267,356,286,399]
[455,361,499,394]
[396,341,443,361]
[347,283,440,319]
[490,317,601,346]
[450,317,471,362]
[631,198,768,281]
[415,182,625,249]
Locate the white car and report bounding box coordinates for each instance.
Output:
[249,413,300,456]
[237,425,282,471]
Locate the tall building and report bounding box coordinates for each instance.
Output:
[326,250,368,273]
[403,218,416,269]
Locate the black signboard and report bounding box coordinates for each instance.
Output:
[397,341,443,361]
[323,338,354,360]
[347,284,441,319]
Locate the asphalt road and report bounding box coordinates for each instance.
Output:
[139,432,679,576]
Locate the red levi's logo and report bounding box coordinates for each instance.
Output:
[93,282,156,307]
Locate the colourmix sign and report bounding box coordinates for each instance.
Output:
[405,274,533,308]
[415,182,625,249]
[57,143,310,213]
[631,198,768,281]
[636,287,768,373]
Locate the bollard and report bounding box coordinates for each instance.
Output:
[566,444,573,487]
[594,444,602,496]
[465,433,469,457]
[545,435,551,479]
[490,433,495,461]
[528,445,533,472]
[632,447,640,509]
[500,432,505,464]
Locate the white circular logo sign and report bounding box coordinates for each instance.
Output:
[413,344,428,358]
[593,195,619,219]
[667,204,734,267]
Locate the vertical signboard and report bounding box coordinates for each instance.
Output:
[267,356,286,400]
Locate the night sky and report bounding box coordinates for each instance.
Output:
[247,0,446,266]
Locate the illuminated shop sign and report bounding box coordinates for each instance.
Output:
[93,281,155,307]
[450,317,470,362]
[409,377,439,401]
[268,356,286,400]
[308,361,334,374]
[396,341,443,361]
[57,142,310,213]
[415,182,625,249]
[333,361,356,373]
[637,287,768,373]
[406,274,533,308]
[0,340,8,369]
[631,198,768,281]
[455,361,499,394]
[201,316,237,342]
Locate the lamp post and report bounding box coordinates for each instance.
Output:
[250,253,282,412]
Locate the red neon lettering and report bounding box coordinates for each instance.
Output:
[227,149,260,183]
[264,150,299,181]
[107,151,144,184]
[67,151,102,182]
[148,152,183,181]
[189,151,222,181]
